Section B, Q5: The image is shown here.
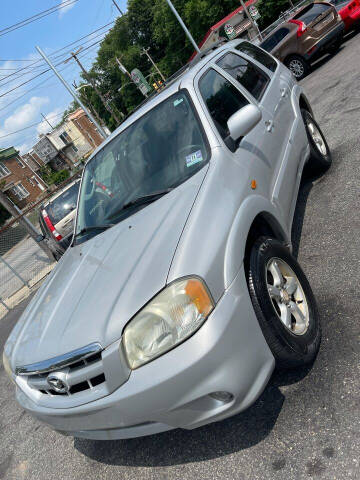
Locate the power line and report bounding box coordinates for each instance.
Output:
[0,0,80,38]
[0,38,107,100]
[0,22,114,84]
[0,111,66,140]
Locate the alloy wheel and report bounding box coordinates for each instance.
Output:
[266,258,310,336]
[289,59,304,78]
[306,119,327,156]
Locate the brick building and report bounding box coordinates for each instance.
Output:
[67,109,104,150]
[0,147,47,208]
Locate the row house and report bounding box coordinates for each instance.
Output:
[0,147,47,208]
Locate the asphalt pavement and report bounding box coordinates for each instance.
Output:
[0,32,359,480]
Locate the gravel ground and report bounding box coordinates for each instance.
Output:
[0,32,359,480]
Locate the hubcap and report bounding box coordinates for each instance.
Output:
[307,120,327,156]
[266,258,309,336]
[289,59,304,78]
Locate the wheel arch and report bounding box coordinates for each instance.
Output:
[299,93,314,117]
[224,197,290,289]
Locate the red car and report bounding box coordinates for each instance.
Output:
[330,0,360,31]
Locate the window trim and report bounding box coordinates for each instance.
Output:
[12,183,30,200]
[15,157,26,168]
[196,65,256,152]
[215,51,271,102]
[234,40,279,74]
[0,161,11,178]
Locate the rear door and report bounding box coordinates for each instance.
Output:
[293,2,338,38]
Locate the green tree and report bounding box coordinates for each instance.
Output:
[71,0,256,121]
[257,0,294,29]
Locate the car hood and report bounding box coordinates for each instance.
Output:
[7,169,207,369]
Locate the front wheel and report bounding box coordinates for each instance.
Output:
[285,55,309,80]
[247,237,321,369]
[302,109,332,174]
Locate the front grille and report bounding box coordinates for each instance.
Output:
[27,351,106,397]
[15,341,131,409]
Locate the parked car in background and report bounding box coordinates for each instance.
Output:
[39,179,80,258]
[4,39,332,440]
[260,1,345,79]
[329,0,360,31]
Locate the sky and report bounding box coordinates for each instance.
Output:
[0,0,127,155]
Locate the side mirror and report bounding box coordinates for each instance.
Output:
[227,104,262,142]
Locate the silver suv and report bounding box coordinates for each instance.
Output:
[3,40,331,440]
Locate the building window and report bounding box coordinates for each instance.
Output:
[12,183,30,199]
[15,157,26,168]
[71,144,78,153]
[0,162,11,178]
[31,175,45,191]
[28,177,35,186]
[59,131,72,145]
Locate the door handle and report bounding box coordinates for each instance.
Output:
[280,87,288,98]
[265,120,274,132]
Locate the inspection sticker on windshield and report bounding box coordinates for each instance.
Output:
[186,150,203,168]
[174,98,184,107]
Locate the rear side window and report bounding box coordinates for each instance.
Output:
[260,33,278,52]
[45,182,80,225]
[236,41,277,72]
[260,27,290,52]
[199,68,249,141]
[293,3,331,24]
[216,52,269,100]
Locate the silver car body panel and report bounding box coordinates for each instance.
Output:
[4,39,314,439]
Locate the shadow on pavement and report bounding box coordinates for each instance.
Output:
[74,364,314,466]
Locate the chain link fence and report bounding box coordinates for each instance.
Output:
[0,173,81,316]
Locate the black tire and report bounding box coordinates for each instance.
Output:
[284,55,309,80]
[247,237,321,369]
[301,109,332,174]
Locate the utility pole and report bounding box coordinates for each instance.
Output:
[69,49,121,125]
[165,0,200,54]
[0,191,55,261]
[73,81,105,128]
[141,48,166,84]
[111,0,124,15]
[41,113,54,129]
[36,45,108,139]
[239,0,262,40]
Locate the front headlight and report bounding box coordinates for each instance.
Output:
[123,278,214,369]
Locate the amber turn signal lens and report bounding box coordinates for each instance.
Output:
[185,279,213,316]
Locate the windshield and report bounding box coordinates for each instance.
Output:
[45,182,80,225]
[75,90,209,243]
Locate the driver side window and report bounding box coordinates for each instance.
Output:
[199,68,249,142]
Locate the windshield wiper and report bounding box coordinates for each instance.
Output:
[107,188,173,220]
[74,224,114,239]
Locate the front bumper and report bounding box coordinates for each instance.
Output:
[16,266,275,440]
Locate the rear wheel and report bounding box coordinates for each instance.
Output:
[301,109,332,173]
[285,55,309,80]
[247,237,321,369]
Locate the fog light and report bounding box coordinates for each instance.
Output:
[209,391,234,403]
